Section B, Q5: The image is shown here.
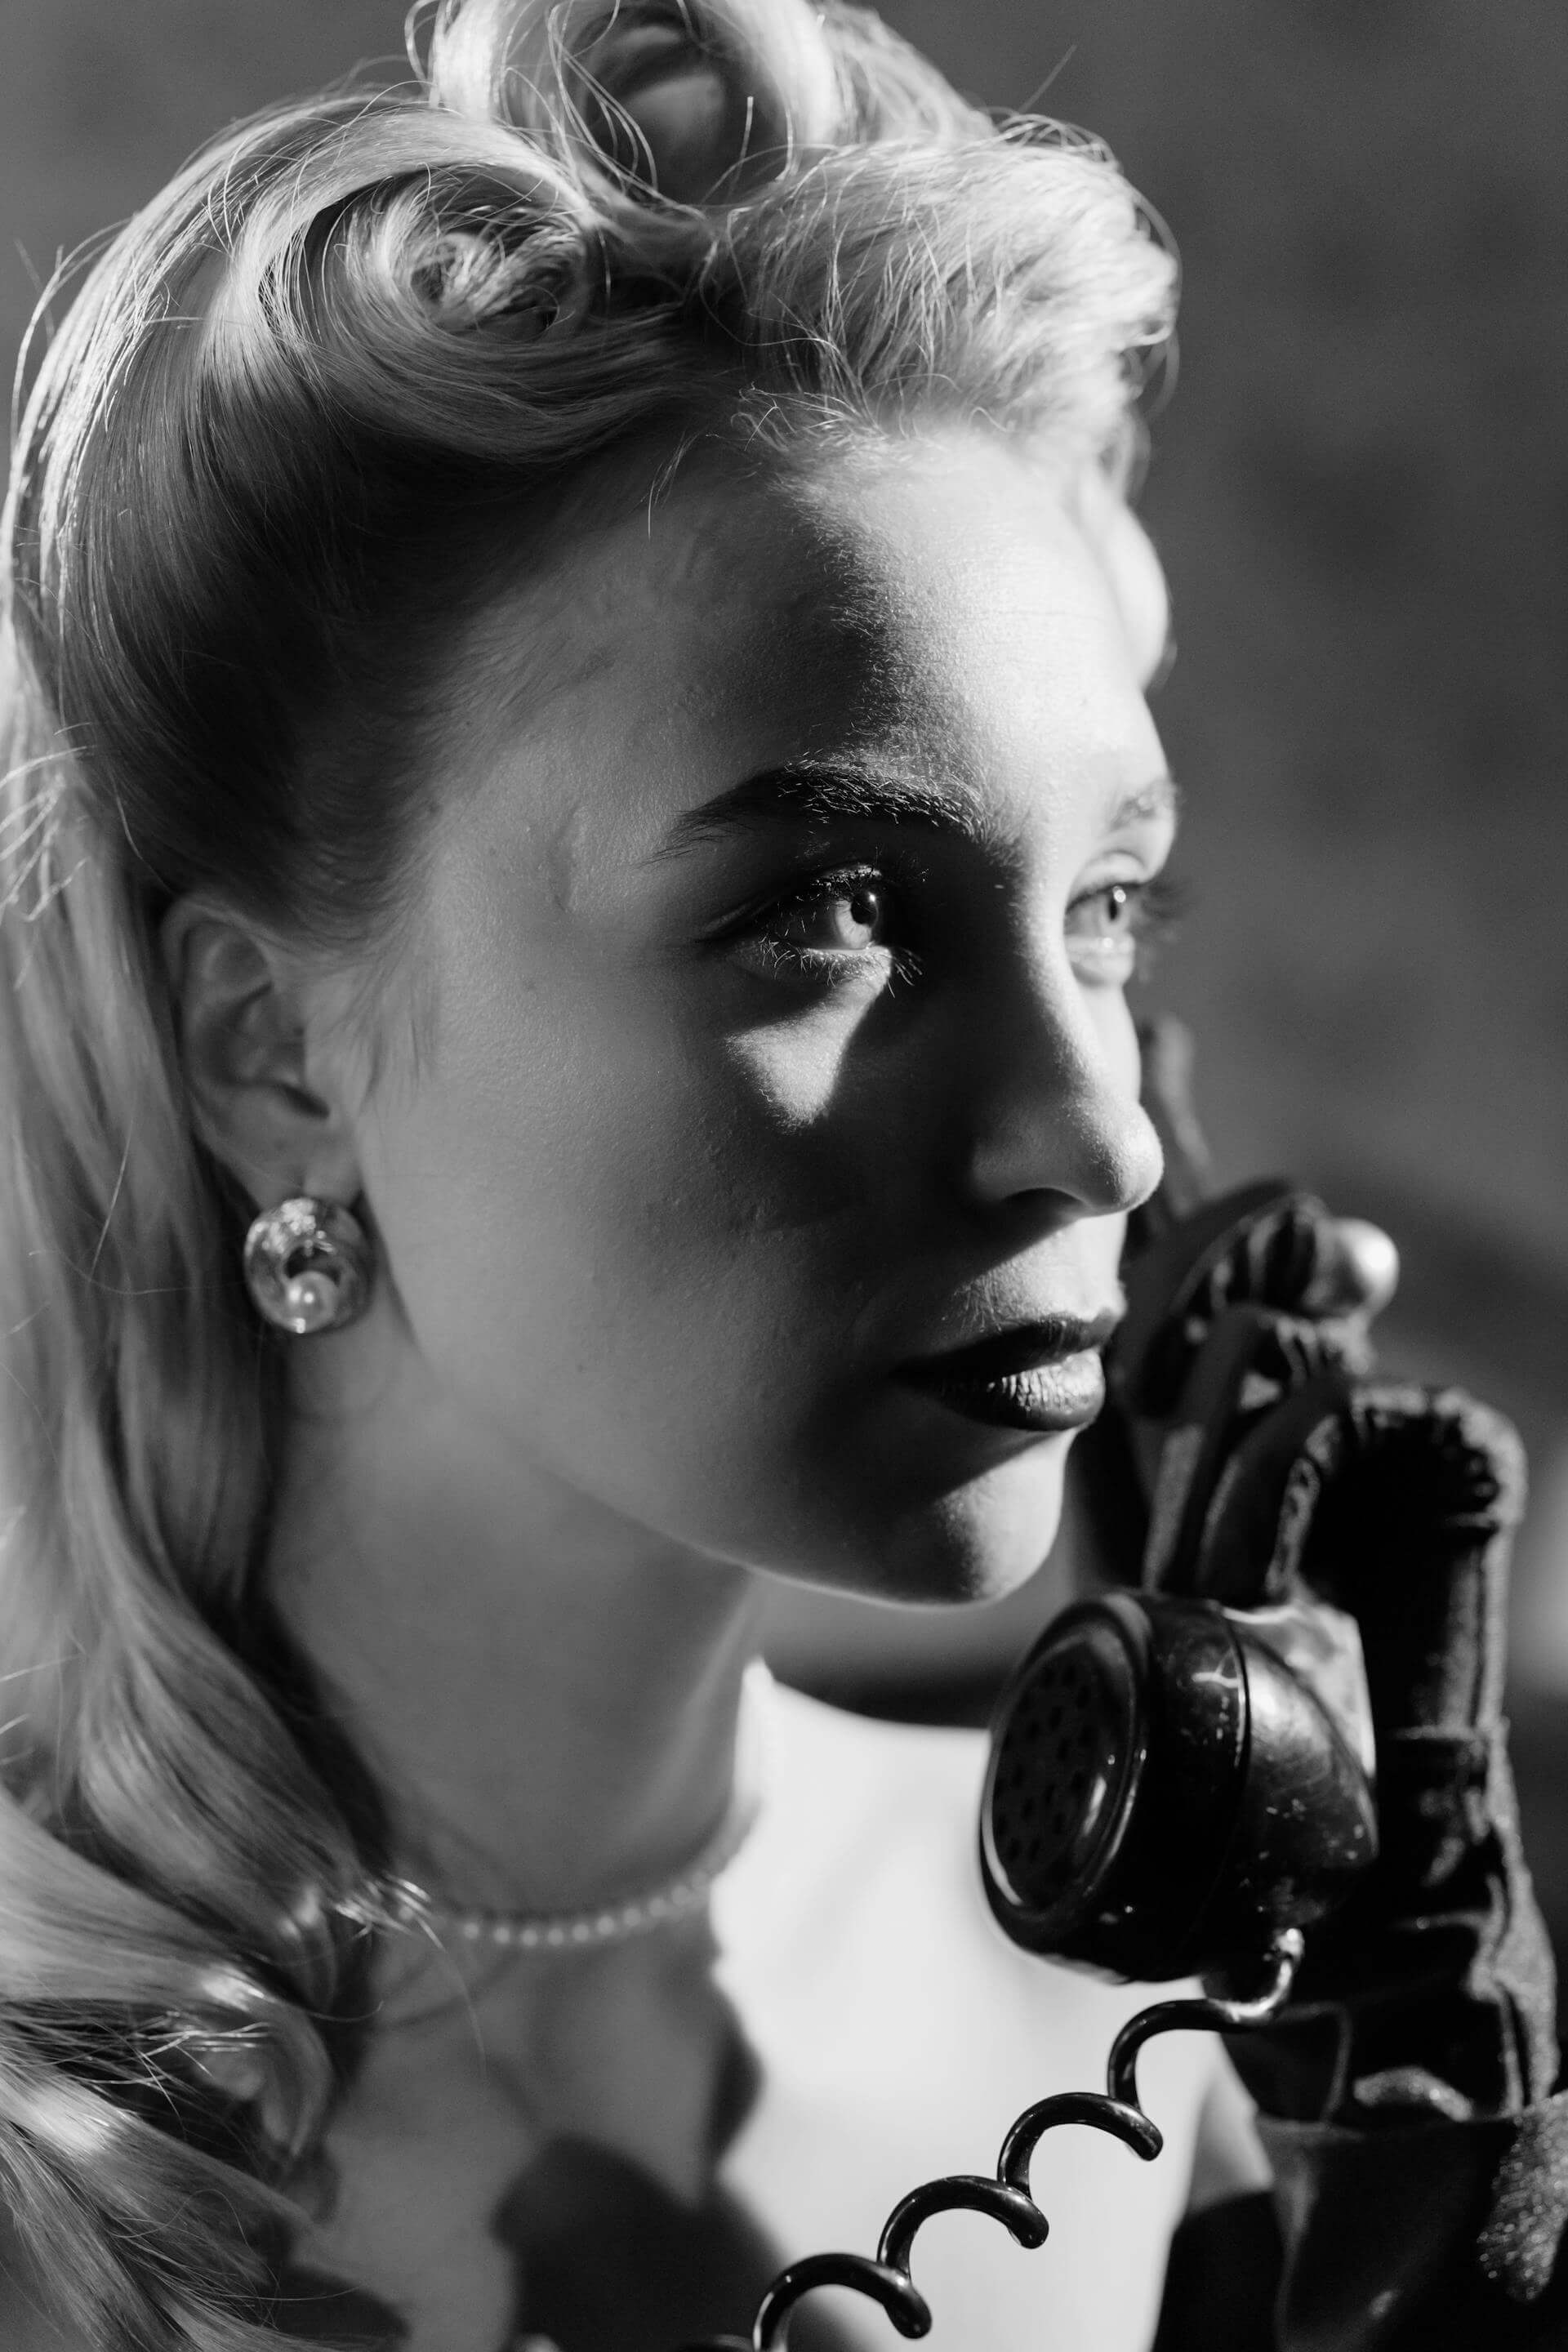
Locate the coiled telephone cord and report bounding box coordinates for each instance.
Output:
[679,1928,1303,2352]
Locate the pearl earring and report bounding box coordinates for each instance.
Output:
[242,1196,372,1335]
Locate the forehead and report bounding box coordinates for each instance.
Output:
[457,428,1163,871]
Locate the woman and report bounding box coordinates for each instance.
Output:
[0,5,1557,2349]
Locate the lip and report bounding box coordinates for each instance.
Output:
[896,1310,1121,1434]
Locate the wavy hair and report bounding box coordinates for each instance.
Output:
[0,2,1176,2341]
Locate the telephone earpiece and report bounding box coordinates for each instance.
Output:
[980,1588,1377,1981]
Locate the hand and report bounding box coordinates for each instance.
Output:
[1071,1016,1399,1590]
[1093,1019,1557,2126]
[1204,1376,1557,2128]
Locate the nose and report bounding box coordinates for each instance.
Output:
[957,956,1163,1226]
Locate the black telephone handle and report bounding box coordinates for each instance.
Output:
[981,1584,1377,1983]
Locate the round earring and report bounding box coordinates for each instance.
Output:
[242,1196,373,1336]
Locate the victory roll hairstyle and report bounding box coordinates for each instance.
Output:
[0,2,1175,2341]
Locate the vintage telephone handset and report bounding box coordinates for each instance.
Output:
[683,1180,1388,2351]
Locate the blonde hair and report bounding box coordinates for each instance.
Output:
[0,2,1175,2341]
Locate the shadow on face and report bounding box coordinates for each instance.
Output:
[344,424,1178,1605]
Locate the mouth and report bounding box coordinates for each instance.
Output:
[895,1309,1122,1434]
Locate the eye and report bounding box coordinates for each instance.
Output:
[1065,877,1155,986]
[773,873,893,955]
[726,864,914,987]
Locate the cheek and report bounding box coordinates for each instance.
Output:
[1100,978,1145,1099]
[1080,985,1148,1272]
[352,893,1145,1590]
[358,948,893,1518]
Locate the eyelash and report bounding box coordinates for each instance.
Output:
[722,862,1184,987]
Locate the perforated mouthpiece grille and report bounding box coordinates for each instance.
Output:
[987,1625,1138,1915]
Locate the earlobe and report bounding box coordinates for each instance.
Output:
[159,902,362,1211]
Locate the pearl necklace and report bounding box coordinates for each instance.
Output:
[408,1663,770,1956]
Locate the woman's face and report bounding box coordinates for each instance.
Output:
[349,425,1176,1603]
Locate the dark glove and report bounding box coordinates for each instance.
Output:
[1069,1018,1398,1590]
[1102,1030,1556,2124]
[1216,1386,1568,2341]
[1091,1022,1568,2330]
[1192,1369,1557,2127]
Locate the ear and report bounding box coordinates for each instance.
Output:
[160,902,363,1212]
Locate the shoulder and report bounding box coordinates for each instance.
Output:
[720,1676,1229,2128]
[719,1677,1199,2069]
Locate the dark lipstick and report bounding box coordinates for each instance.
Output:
[897,1310,1120,1433]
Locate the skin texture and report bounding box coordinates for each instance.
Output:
[359,430,1169,1598]
[158,423,1188,2347]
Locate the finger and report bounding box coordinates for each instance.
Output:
[1143,1305,1350,1597]
[1116,1179,1302,1414]
[1298,1218,1399,1321]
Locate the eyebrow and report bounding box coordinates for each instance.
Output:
[654,760,1181,859]
[654,760,986,859]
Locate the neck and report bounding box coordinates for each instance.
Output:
[268,1330,762,1922]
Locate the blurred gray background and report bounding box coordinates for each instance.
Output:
[6,0,1565,1694]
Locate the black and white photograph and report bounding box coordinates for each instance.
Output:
[0,5,1564,2346]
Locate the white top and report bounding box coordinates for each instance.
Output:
[704,1679,1223,2352]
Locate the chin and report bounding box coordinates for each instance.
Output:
[818,1438,1073,1608]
